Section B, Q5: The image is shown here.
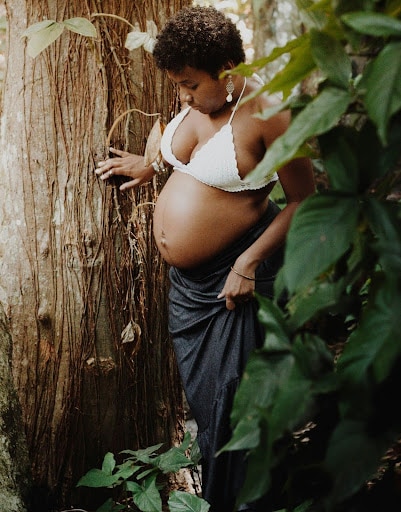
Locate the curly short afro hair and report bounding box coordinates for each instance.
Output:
[153,6,245,79]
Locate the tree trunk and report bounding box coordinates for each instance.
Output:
[252,0,301,81]
[0,304,30,512]
[0,0,189,508]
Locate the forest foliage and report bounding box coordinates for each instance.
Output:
[223,0,401,510]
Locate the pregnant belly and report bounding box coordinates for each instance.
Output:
[153,171,270,268]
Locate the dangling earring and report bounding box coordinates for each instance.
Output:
[226,76,234,103]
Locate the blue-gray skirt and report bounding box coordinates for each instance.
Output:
[168,200,283,512]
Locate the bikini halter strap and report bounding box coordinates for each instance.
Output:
[228,77,247,125]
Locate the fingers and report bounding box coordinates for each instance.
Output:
[119,178,140,191]
[218,291,254,310]
[109,146,130,158]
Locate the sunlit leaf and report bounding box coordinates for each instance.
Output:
[341,11,401,37]
[63,17,97,37]
[24,21,64,58]
[21,19,55,37]
[359,41,401,144]
[125,21,157,53]
[125,30,151,50]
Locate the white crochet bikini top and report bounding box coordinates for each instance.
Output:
[160,78,279,193]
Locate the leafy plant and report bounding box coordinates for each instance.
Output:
[21,18,97,58]
[223,0,401,510]
[77,431,208,512]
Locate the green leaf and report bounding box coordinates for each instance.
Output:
[359,41,401,144]
[113,461,141,481]
[366,198,401,273]
[168,490,210,512]
[338,277,401,385]
[229,350,295,426]
[77,468,120,488]
[283,192,360,293]
[256,294,291,349]
[120,443,163,463]
[310,29,352,89]
[63,17,97,37]
[24,21,64,58]
[318,127,359,192]
[341,11,401,37]
[287,277,347,329]
[96,498,125,512]
[100,452,115,475]
[21,19,55,37]
[128,475,162,512]
[248,87,352,181]
[231,34,311,77]
[267,37,317,98]
[221,414,260,453]
[325,420,392,503]
[239,441,273,504]
[156,447,193,473]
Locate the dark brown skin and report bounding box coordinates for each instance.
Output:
[96,67,315,309]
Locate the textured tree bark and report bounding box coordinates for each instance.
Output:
[0,304,30,512]
[0,0,189,508]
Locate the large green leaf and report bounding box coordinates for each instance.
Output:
[287,277,347,329]
[229,351,295,425]
[338,277,401,385]
[341,11,401,36]
[248,87,352,181]
[222,414,261,452]
[310,29,352,89]
[168,490,210,512]
[325,419,392,504]
[366,198,401,273]
[283,192,360,293]
[238,431,273,504]
[359,41,401,144]
[318,127,359,192]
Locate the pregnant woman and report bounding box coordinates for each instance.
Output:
[96,6,315,511]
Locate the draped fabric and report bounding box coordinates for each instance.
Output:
[168,201,284,512]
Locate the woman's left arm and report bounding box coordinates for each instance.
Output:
[218,109,315,310]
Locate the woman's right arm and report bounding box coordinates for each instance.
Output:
[96,147,156,191]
